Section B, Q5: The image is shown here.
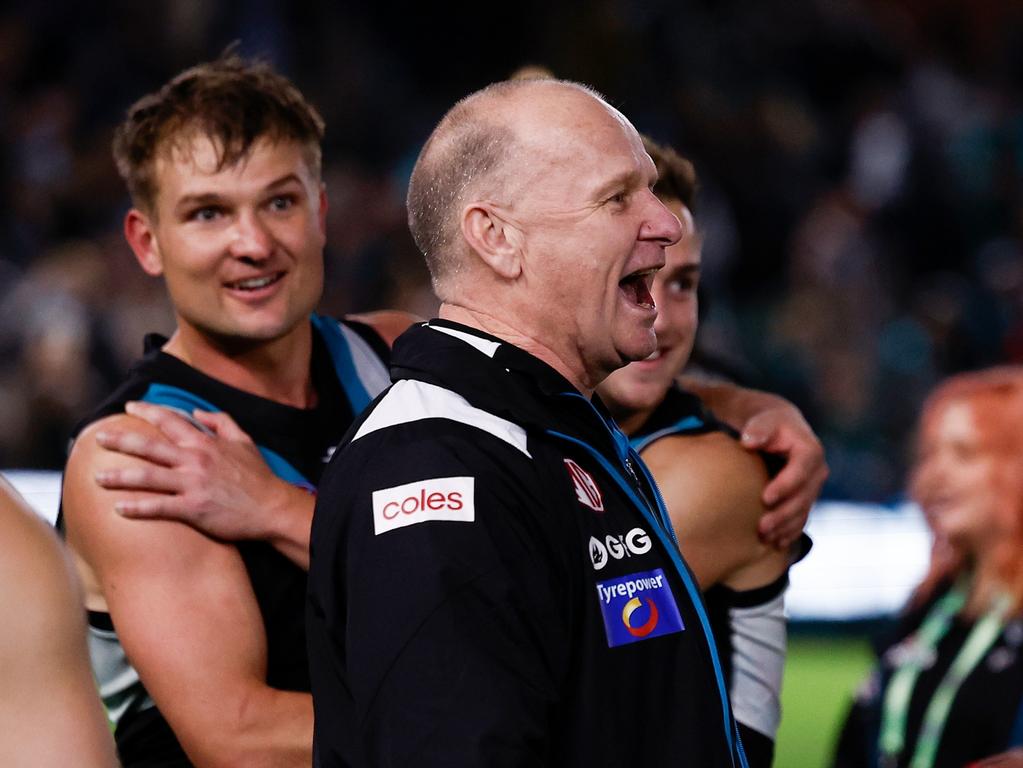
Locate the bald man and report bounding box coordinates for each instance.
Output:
[308,79,749,767]
[0,477,119,768]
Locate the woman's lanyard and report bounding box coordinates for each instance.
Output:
[879,578,1013,768]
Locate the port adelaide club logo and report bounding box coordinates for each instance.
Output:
[564,458,604,512]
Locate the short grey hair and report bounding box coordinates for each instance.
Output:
[406,78,604,297]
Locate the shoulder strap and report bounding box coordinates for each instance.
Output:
[630,415,707,452]
[140,383,314,491]
[311,314,390,415]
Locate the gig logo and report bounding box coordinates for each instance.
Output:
[595,568,685,647]
[564,458,604,512]
[588,528,652,570]
[372,477,474,535]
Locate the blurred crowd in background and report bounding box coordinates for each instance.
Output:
[3,0,1023,503]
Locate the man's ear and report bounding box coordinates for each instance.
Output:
[460,202,522,280]
[124,209,164,277]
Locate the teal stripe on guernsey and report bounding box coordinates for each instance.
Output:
[546,428,747,768]
[140,383,315,491]
[310,313,373,414]
[629,415,705,453]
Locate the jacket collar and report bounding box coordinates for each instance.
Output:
[391,319,624,455]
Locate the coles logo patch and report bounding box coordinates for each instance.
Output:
[595,568,684,647]
[564,458,604,512]
[372,477,475,535]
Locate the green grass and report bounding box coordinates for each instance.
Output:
[774,634,876,768]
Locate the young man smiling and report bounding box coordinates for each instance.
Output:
[61,55,403,767]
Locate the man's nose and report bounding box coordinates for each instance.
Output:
[640,191,683,246]
[229,210,273,260]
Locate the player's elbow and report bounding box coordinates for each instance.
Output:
[182,686,309,768]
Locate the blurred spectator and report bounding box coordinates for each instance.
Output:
[833,366,1023,767]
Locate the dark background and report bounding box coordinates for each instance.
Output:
[3,0,1023,502]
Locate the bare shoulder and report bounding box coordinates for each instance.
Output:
[640,432,786,590]
[642,431,768,514]
[347,309,422,347]
[64,412,163,526]
[64,412,240,578]
[0,477,81,650]
[0,478,120,767]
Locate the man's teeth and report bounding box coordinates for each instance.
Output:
[645,350,661,360]
[233,275,277,290]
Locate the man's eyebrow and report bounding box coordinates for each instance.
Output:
[265,172,304,191]
[174,192,224,211]
[591,168,645,199]
[666,263,701,275]
[173,173,305,211]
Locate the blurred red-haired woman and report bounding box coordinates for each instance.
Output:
[834,366,1023,768]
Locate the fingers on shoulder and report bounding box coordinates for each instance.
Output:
[66,414,164,504]
[70,413,168,472]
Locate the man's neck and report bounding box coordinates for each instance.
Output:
[162,320,317,408]
[438,304,596,397]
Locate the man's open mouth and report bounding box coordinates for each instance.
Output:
[619,268,657,309]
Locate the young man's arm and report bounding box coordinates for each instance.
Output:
[64,415,312,768]
[680,377,827,548]
[0,478,120,768]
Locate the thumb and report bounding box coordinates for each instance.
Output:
[192,409,251,442]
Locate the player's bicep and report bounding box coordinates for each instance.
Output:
[642,434,770,588]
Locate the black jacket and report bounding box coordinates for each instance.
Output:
[308,320,745,767]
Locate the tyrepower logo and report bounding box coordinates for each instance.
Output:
[372,477,475,535]
[589,528,652,570]
[595,569,685,647]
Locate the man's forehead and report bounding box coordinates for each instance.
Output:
[152,132,313,189]
[156,130,250,174]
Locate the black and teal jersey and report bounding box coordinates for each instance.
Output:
[62,314,389,768]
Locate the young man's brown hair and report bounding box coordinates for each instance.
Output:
[642,135,698,209]
[112,50,325,213]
